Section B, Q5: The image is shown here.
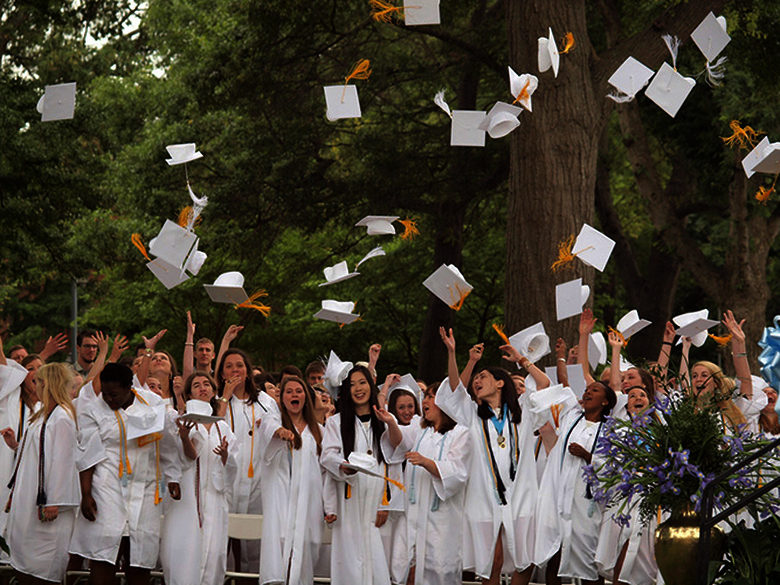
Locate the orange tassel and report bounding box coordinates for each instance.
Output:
[550,403,562,428]
[607,326,628,347]
[235,290,271,317]
[551,234,576,272]
[399,218,420,240]
[177,206,192,228]
[131,233,151,261]
[370,0,403,22]
[492,323,510,345]
[448,285,471,311]
[756,185,774,204]
[512,79,531,106]
[384,476,406,492]
[708,333,732,346]
[560,32,575,54]
[345,59,372,84]
[721,120,763,150]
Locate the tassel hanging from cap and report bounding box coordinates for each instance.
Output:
[550,403,563,428]
[492,323,510,345]
[607,326,628,347]
[433,90,453,118]
[448,285,471,311]
[721,120,763,150]
[398,218,419,240]
[662,34,681,71]
[341,59,372,103]
[370,0,403,23]
[755,184,775,205]
[235,290,271,317]
[551,234,576,272]
[512,79,532,106]
[705,56,728,87]
[131,233,151,261]
[708,333,732,346]
[560,32,575,54]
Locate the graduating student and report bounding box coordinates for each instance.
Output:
[534,380,617,585]
[5,363,80,584]
[320,365,392,585]
[160,371,236,585]
[256,376,325,585]
[69,363,179,585]
[378,381,472,585]
[214,348,278,572]
[435,328,542,585]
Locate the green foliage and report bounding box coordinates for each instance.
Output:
[715,515,780,585]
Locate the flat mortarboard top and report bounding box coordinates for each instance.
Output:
[422,264,473,310]
[403,0,440,26]
[356,216,399,236]
[690,12,731,63]
[450,110,487,147]
[478,102,523,139]
[673,309,717,347]
[742,137,780,178]
[644,62,696,118]
[537,27,560,78]
[572,223,616,272]
[165,143,203,166]
[616,309,651,339]
[314,300,361,324]
[37,82,77,122]
[148,219,199,269]
[508,322,551,364]
[319,261,360,286]
[203,272,250,304]
[324,85,361,121]
[608,57,654,100]
[588,332,607,370]
[555,278,590,321]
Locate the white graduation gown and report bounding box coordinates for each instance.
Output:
[161,419,237,585]
[378,460,406,585]
[595,500,658,585]
[534,408,606,580]
[320,413,391,585]
[69,388,178,568]
[257,422,324,585]
[383,420,471,585]
[434,379,538,577]
[5,406,80,581]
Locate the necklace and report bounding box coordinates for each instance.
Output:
[358,419,373,455]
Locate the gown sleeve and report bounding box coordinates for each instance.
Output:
[431,425,472,502]
[320,414,350,482]
[434,379,477,427]
[43,410,80,507]
[76,400,107,472]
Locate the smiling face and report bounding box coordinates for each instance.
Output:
[349,371,371,407]
[621,368,645,392]
[691,364,716,395]
[282,381,306,416]
[221,353,248,382]
[627,386,650,415]
[190,375,215,402]
[581,382,609,416]
[472,369,503,405]
[393,393,417,425]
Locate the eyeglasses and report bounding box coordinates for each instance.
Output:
[81,344,99,350]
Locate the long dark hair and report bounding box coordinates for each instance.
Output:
[336,365,385,464]
[216,348,259,404]
[476,367,522,424]
[183,371,219,415]
[420,382,457,434]
[279,376,323,455]
[388,388,421,422]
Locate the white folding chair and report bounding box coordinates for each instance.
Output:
[224,513,263,584]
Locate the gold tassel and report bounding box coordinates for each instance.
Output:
[383,476,406,492]
[345,59,372,84]
[235,290,271,317]
[551,234,576,272]
[131,233,151,261]
[756,185,774,204]
[448,285,471,311]
[560,32,575,54]
[492,323,510,345]
[607,326,628,347]
[154,442,162,505]
[346,484,352,499]
[721,120,763,150]
[550,403,562,428]
[708,333,732,346]
[399,218,420,240]
[512,79,531,106]
[370,0,403,22]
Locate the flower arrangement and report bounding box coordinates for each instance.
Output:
[584,390,777,526]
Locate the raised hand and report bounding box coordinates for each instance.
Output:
[109,334,129,363]
[499,344,529,368]
[40,332,68,360]
[662,321,676,345]
[368,343,382,365]
[555,338,567,360]
[607,330,623,349]
[223,325,244,345]
[468,343,484,362]
[439,327,456,353]
[94,331,109,357]
[579,308,597,336]
[186,311,196,340]
[373,405,397,426]
[382,373,401,391]
[568,345,578,364]
[722,310,746,345]
[143,329,167,350]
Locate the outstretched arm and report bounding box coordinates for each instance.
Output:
[607,330,623,393]
[655,321,676,383]
[460,343,483,387]
[578,309,597,385]
[216,324,243,371]
[500,344,550,389]
[439,327,460,392]
[182,311,196,380]
[723,310,752,399]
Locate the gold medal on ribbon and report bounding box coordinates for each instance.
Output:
[497,435,506,448]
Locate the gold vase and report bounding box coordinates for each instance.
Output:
[654,508,725,585]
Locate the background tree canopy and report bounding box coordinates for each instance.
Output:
[1,0,778,381]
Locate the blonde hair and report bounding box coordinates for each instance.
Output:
[691,360,745,429]
[30,363,77,424]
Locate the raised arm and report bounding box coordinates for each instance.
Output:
[680,337,692,394]
[439,327,460,392]
[377,373,400,409]
[655,321,676,383]
[500,343,551,390]
[460,343,483,387]
[39,332,68,362]
[367,343,381,381]
[723,310,752,399]
[85,332,109,385]
[0,336,6,366]
[374,405,402,448]
[607,330,623,393]
[182,311,196,380]
[108,334,128,364]
[216,324,243,371]
[578,309,597,385]
[555,338,569,387]
[138,329,167,387]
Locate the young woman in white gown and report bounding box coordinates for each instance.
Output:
[5,363,80,585]
[257,375,324,585]
[160,372,237,585]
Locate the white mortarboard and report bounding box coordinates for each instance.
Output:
[319,261,360,286]
[165,143,203,166]
[572,223,615,272]
[323,350,354,394]
[314,300,361,324]
[508,67,538,112]
[355,216,399,236]
[403,0,440,26]
[672,309,715,347]
[180,399,222,424]
[146,258,190,289]
[148,219,199,269]
[607,57,654,100]
[37,82,76,122]
[478,102,523,139]
[203,272,250,304]
[324,85,361,120]
[741,137,771,178]
[619,355,635,371]
[450,110,487,147]
[422,264,473,310]
[537,27,560,77]
[691,12,731,63]
[555,278,590,321]
[508,322,551,364]
[526,383,579,430]
[387,373,421,407]
[355,246,386,269]
[544,365,587,397]
[644,62,696,118]
[617,309,652,339]
[588,332,607,370]
[344,452,380,474]
[125,402,166,440]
